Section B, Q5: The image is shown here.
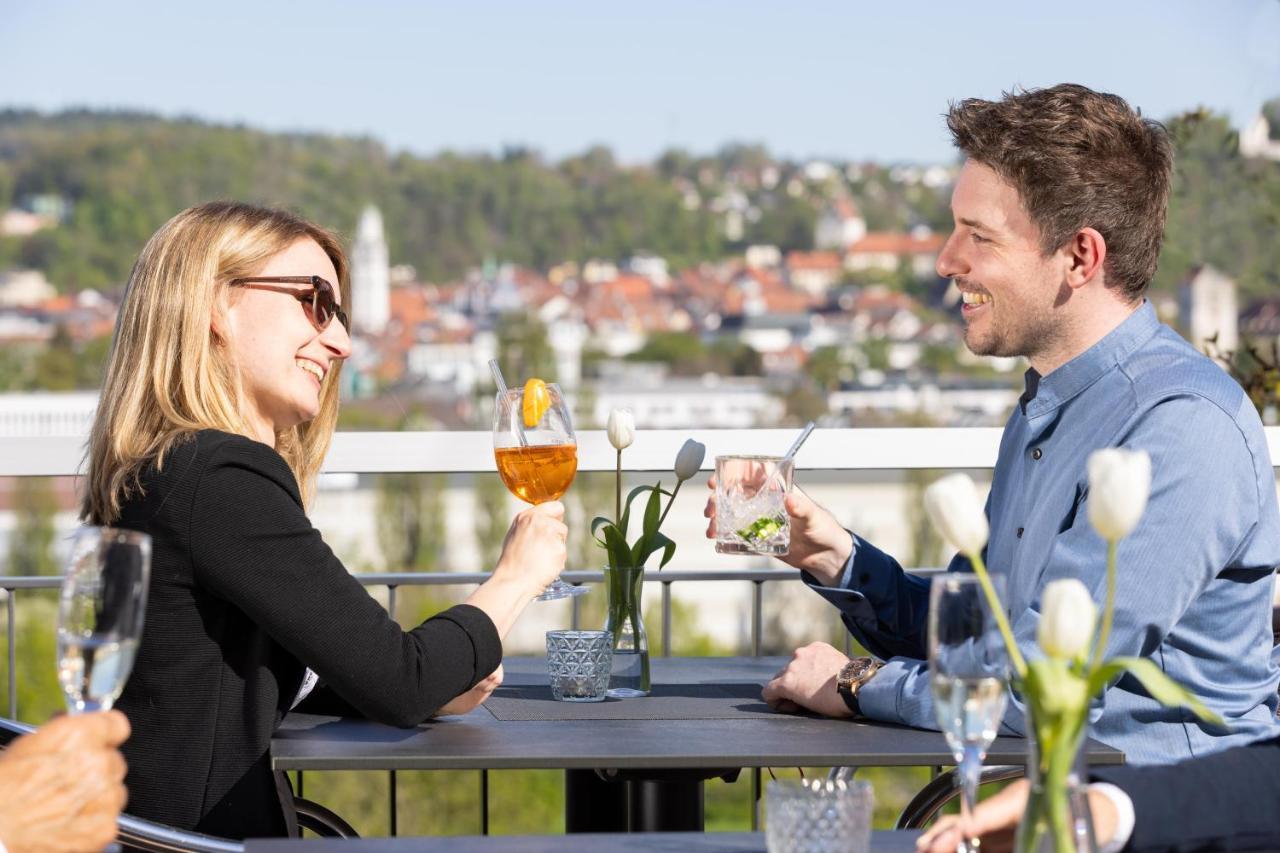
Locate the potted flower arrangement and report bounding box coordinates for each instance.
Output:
[590,408,705,697]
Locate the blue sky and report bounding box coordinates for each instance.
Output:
[2,1,1278,164]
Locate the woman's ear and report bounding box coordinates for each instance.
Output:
[210,302,228,346]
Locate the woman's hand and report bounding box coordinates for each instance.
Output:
[438,664,504,716]
[494,501,568,596]
[0,710,130,853]
[916,779,1120,853]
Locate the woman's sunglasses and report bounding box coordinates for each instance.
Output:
[228,275,350,332]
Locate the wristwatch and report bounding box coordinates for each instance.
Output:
[836,657,883,718]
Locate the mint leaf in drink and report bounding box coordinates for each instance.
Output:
[736,514,784,543]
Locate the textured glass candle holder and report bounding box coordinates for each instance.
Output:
[765,779,873,853]
[546,630,613,702]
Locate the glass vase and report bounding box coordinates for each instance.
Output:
[1015,704,1098,853]
[602,563,649,698]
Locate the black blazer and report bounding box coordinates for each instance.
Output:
[1092,734,1280,852]
[115,430,501,839]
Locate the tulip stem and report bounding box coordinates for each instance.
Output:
[656,478,683,532]
[615,450,622,524]
[969,551,1027,679]
[1091,540,1118,671]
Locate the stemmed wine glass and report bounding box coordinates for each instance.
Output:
[492,381,586,600]
[929,573,1010,853]
[56,527,151,713]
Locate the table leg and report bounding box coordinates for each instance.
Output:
[629,778,704,831]
[565,769,627,832]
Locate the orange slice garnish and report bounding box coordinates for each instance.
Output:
[522,378,551,428]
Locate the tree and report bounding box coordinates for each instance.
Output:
[9,478,59,576]
[473,473,512,571]
[496,312,556,385]
[375,472,446,572]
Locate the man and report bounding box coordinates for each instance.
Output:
[707,84,1280,764]
[917,734,1280,852]
[0,710,130,852]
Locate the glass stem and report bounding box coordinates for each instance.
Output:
[959,744,983,850]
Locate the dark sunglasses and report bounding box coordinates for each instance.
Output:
[228,275,350,332]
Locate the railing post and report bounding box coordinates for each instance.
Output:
[480,769,489,835]
[751,767,762,830]
[387,585,397,622]
[751,581,763,657]
[661,581,672,657]
[6,590,15,720]
[389,770,397,836]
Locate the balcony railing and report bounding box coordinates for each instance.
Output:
[4,427,1279,837]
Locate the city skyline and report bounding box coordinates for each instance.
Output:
[2,1,1278,164]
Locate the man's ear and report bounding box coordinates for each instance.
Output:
[1064,227,1107,290]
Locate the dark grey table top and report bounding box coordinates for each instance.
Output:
[272,656,1124,772]
[247,831,921,852]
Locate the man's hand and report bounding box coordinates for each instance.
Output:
[0,710,130,853]
[915,780,1120,853]
[704,479,853,584]
[438,664,504,716]
[762,642,853,718]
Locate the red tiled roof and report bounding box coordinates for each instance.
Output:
[785,251,842,271]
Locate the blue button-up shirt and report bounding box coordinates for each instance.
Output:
[808,302,1280,765]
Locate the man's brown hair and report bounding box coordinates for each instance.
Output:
[946,83,1173,301]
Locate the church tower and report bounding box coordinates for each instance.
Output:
[351,205,390,333]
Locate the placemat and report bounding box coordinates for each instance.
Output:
[484,681,783,721]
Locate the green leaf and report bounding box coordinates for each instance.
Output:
[589,516,614,547]
[601,524,633,571]
[618,484,654,538]
[653,532,677,569]
[1092,657,1225,728]
[642,480,663,537]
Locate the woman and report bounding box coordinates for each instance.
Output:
[81,201,568,839]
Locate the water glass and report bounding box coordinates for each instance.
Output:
[765,779,873,853]
[546,630,613,702]
[715,454,794,556]
[56,526,151,713]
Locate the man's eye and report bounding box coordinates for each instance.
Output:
[971,233,989,244]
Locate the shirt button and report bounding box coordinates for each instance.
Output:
[1031,448,1043,460]
[1016,527,1025,538]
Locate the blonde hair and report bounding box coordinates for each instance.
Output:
[82,201,349,524]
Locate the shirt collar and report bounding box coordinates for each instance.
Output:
[1021,300,1160,418]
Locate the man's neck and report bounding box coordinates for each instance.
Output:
[1030,296,1144,377]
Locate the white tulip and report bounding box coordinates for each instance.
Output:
[674,439,706,482]
[1038,578,1097,660]
[1087,449,1152,541]
[924,473,990,556]
[607,409,635,451]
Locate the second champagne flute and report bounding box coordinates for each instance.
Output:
[56,526,151,714]
[493,380,586,600]
[928,573,1010,853]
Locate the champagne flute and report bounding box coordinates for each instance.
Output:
[56,527,151,713]
[929,573,1009,853]
[493,381,586,600]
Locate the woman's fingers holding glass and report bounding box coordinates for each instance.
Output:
[496,504,568,592]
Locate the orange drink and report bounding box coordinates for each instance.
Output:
[495,443,578,504]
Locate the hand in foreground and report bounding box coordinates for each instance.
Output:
[704,478,853,584]
[915,779,1119,853]
[762,642,852,718]
[438,664,504,716]
[0,710,130,853]
[495,501,568,594]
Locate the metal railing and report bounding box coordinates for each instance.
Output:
[5,427,1279,838]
